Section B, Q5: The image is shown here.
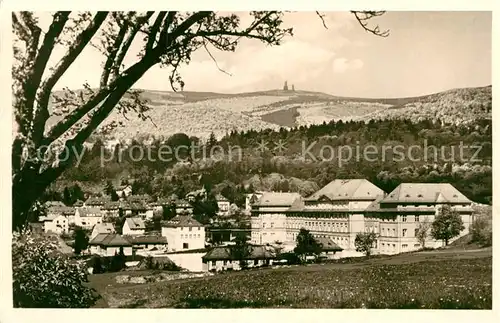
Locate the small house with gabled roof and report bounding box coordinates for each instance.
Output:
[161,215,205,251]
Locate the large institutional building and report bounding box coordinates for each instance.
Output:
[250,179,474,257]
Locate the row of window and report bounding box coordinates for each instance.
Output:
[380,228,420,237]
[180,234,201,239]
[180,227,201,231]
[380,243,420,251]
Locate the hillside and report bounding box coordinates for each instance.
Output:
[46,85,491,140]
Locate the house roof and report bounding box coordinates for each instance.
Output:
[102,201,121,210]
[215,194,229,202]
[125,235,168,245]
[175,199,192,207]
[73,200,84,207]
[84,196,110,206]
[77,207,102,216]
[92,223,115,235]
[163,215,203,228]
[125,217,145,230]
[127,194,153,203]
[89,233,132,247]
[380,183,471,204]
[44,201,66,208]
[315,237,343,252]
[254,192,301,207]
[41,213,68,221]
[304,179,384,202]
[47,205,75,215]
[202,245,276,261]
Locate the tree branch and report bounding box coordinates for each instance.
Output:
[35,12,108,147]
[110,11,155,83]
[100,14,129,88]
[315,11,328,29]
[351,11,389,37]
[145,12,167,52]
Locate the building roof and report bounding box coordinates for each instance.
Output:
[125,217,145,230]
[315,237,343,252]
[175,199,192,207]
[380,183,471,204]
[215,194,229,202]
[163,215,203,228]
[77,207,102,216]
[41,213,68,221]
[47,205,75,215]
[304,179,384,202]
[92,223,116,235]
[254,192,301,207]
[102,201,121,210]
[127,194,153,203]
[84,196,110,206]
[202,245,276,261]
[125,235,168,245]
[89,233,132,247]
[44,201,66,208]
[73,200,84,207]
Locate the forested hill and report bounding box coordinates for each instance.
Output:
[47,85,491,141]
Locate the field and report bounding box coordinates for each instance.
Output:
[89,247,492,309]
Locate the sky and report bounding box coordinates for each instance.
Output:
[39,11,492,98]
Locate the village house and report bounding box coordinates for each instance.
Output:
[366,183,474,255]
[174,199,193,215]
[88,233,133,256]
[74,207,103,229]
[161,215,205,251]
[122,217,146,235]
[116,184,132,198]
[202,244,276,271]
[41,214,69,234]
[44,201,66,208]
[102,201,122,218]
[215,194,231,216]
[90,223,116,240]
[125,235,168,255]
[83,196,110,209]
[250,179,474,258]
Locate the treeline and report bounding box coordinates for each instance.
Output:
[56,118,492,205]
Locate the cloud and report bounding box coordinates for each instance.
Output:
[332,58,364,73]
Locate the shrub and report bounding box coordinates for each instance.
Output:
[470,216,492,247]
[12,231,99,307]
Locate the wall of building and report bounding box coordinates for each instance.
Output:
[165,252,205,272]
[162,226,205,251]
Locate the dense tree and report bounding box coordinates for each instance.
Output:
[431,205,465,246]
[230,232,251,269]
[12,10,388,231]
[415,218,431,249]
[354,232,378,256]
[73,226,89,255]
[12,231,98,307]
[294,228,322,262]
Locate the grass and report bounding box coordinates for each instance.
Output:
[90,248,492,309]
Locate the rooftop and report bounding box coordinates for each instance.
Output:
[125,217,145,230]
[380,183,472,204]
[89,233,132,247]
[163,215,203,228]
[92,223,116,235]
[202,245,276,261]
[254,192,301,207]
[304,179,384,202]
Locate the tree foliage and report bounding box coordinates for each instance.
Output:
[294,228,322,261]
[230,232,251,269]
[469,209,492,247]
[73,226,89,255]
[354,232,378,256]
[12,10,388,231]
[12,231,99,307]
[415,218,431,249]
[431,205,465,246]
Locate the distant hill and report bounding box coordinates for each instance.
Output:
[46,85,491,141]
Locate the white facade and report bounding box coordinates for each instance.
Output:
[161,226,205,252]
[74,208,103,229]
[43,215,69,234]
[89,245,133,257]
[122,218,146,235]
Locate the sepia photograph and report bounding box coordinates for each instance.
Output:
[8,8,493,310]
